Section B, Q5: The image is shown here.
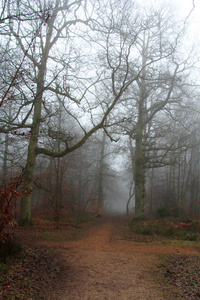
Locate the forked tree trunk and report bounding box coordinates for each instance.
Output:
[19,64,45,225]
[18,3,56,225]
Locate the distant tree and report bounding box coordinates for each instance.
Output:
[97,3,197,218]
[144,98,200,216]
[1,0,199,225]
[0,0,134,225]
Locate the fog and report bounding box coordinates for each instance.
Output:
[1,0,200,226]
[104,177,134,216]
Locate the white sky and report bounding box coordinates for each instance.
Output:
[176,0,200,26]
[138,0,200,45]
[169,0,199,31]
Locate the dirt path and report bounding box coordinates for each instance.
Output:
[46,217,199,300]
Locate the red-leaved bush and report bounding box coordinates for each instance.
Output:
[0,173,29,243]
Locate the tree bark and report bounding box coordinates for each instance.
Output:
[134,121,145,219]
[19,66,44,225]
[97,130,106,210]
[133,35,147,219]
[126,179,134,216]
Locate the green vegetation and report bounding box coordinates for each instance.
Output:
[32,211,95,227]
[155,207,171,219]
[15,213,96,244]
[64,213,95,226]
[130,216,200,241]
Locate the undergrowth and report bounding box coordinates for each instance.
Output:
[64,213,95,226]
[130,217,200,241]
[32,212,95,228]
[0,238,22,263]
[159,255,200,299]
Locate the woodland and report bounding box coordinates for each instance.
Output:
[1,0,200,227]
[0,1,200,298]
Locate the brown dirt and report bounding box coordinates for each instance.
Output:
[38,216,199,300]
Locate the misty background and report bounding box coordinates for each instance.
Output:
[0,0,200,224]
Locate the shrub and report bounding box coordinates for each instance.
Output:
[0,238,22,263]
[129,221,154,236]
[71,213,95,225]
[141,227,154,235]
[182,233,198,241]
[156,207,171,219]
[0,172,30,243]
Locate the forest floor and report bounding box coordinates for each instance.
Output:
[1,215,200,299]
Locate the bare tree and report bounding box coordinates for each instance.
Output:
[98,3,197,218]
[1,0,199,225]
[0,0,116,225]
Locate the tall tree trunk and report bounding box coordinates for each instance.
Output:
[19,88,42,225]
[134,121,145,219]
[18,4,55,225]
[149,168,154,215]
[3,103,12,181]
[126,179,134,216]
[133,35,147,219]
[126,136,135,216]
[19,63,45,225]
[97,130,106,210]
[3,133,9,181]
